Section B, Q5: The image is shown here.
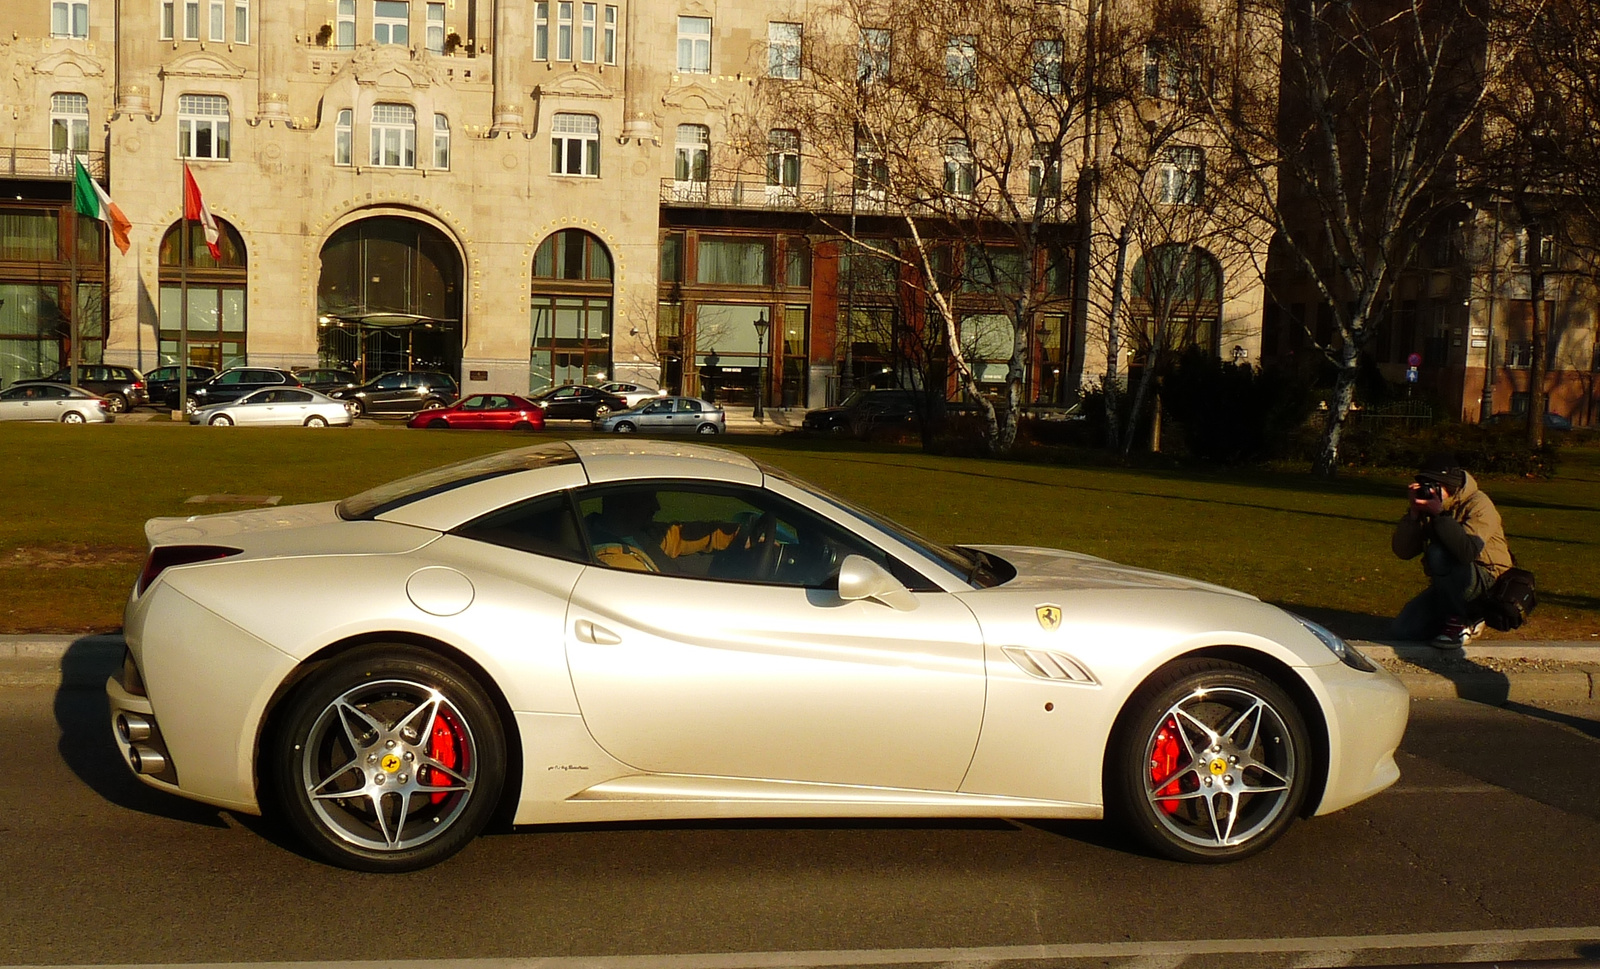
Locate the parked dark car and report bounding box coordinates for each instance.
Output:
[800,388,945,434]
[181,367,302,409]
[16,365,147,413]
[328,370,460,417]
[293,368,361,393]
[407,393,546,430]
[1485,411,1574,431]
[143,366,216,409]
[527,383,627,420]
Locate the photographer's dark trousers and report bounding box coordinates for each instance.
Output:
[1392,544,1493,640]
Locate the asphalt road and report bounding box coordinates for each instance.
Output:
[2,677,1598,969]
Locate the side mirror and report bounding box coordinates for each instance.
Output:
[836,555,918,611]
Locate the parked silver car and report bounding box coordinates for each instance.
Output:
[594,380,667,408]
[190,387,355,427]
[593,395,725,434]
[0,382,113,423]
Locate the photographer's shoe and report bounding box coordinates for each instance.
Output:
[1432,617,1485,648]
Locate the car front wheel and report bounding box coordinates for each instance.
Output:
[427,419,449,429]
[613,421,636,433]
[1108,658,1310,863]
[208,414,233,426]
[270,645,506,872]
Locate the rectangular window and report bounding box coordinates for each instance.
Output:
[674,124,709,184]
[696,238,771,286]
[944,139,974,196]
[550,113,599,176]
[534,2,548,59]
[678,16,711,73]
[768,22,801,79]
[581,2,596,62]
[1031,38,1063,94]
[1029,143,1061,200]
[335,108,352,166]
[209,0,224,41]
[946,35,976,89]
[0,211,60,262]
[1158,147,1204,204]
[557,1,572,60]
[1144,42,1199,100]
[854,128,888,198]
[1514,227,1556,266]
[184,0,200,39]
[52,1,88,38]
[858,28,890,83]
[374,0,408,46]
[161,0,174,39]
[433,113,450,169]
[234,0,249,42]
[767,129,800,189]
[177,94,231,160]
[603,5,616,64]
[370,102,416,167]
[426,2,444,52]
[337,0,356,48]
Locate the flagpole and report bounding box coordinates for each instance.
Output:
[70,160,80,389]
[176,162,190,420]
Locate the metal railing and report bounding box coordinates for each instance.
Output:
[659,177,1068,222]
[0,148,107,180]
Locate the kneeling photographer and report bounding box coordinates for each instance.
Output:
[1391,452,1513,647]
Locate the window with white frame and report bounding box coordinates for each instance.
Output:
[1157,146,1204,204]
[177,94,231,160]
[858,28,890,83]
[1031,38,1063,94]
[373,0,408,45]
[674,124,709,184]
[234,0,249,42]
[944,138,974,196]
[534,2,548,58]
[1515,227,1556,266]
[603,5,616,64]
[336,0,355,47]
[161,0,174,39]
[678,16,710,73]
[184,0,199,39]
[52,0,88,38]
[557,1,572,60]
[1029,142,1060,200]
[1144,42,1199,100]
[433,114,450,169]
[768,22,801,79]
[550,113,599,176]
[209,0,224,41]
[334,108,352,165]
[767,129,800,190]
[854,129,888,196]
[945,35,976,89]
[581,2,596,62]
[426,2,444,52]
[370,103,416,167]
[50,93,90,169]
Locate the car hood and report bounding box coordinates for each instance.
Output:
[972,544,1255,599]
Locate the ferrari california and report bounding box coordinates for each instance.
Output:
[109,440,1408,872]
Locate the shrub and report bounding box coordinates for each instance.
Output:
[1158,348,1318,463]
[1330,418,1560,477]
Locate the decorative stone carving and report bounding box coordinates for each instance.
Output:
[348,45,443,88]
[158,51,248,79]
[32,49,106,77]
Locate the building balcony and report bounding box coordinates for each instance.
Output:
[0,148,107,181]
[658,177,1069,223]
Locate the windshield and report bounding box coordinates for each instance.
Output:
[337,442,580,520]
[758,462,1003,588]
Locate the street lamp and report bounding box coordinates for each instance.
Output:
[752,311,770,421]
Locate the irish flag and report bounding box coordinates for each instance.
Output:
[72,157,131,255]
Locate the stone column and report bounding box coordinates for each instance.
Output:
[257,0,292,123]
[490,0,524,134]
[620,0,654,142]
[115,0,160,117]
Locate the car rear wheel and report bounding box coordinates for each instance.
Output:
[427,419,449,429]
[613,421,636,434]
[105,393,128,414]
[1108,658,1309,863]
[595,404,612,418]
[422,398,444,412]
[208,414,233,426]
[697,423,720,435]
[305,415,329,428]
[270,645,506,873]
[512,421,534,432]
[61,411,86,424]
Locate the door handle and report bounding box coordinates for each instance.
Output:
[574,619,622,645]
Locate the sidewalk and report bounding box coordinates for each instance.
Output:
[3,633,1596,700]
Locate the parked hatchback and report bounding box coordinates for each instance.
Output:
[328,370,460,417]
[16,365,146,413]
[183,367,301,410]
[594,395,724,435]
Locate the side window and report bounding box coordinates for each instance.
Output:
[643,400,672,414]
[374,374,405,390]
[675,398,700,413]
[281,390,312,402]
[453,492,588,563]
[218,370,245,385]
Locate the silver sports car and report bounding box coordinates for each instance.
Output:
[110,441,1408,872]
[189,387,355,427]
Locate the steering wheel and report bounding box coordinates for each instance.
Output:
[739,511,780,581]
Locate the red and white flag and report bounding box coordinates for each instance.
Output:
[182,162,221,260]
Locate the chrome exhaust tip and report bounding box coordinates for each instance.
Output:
[116,713,152,744]
[129,744,167,775]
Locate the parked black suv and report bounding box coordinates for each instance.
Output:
[801,388,945,434]
[180,367,301,409]
[16,365,147,413]
[328,370,459,417]
[293,368,360,393]
[144,365,216,409]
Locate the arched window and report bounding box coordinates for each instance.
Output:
[158,218,248,369]
[433,114,450,169]
[530,229,612,390]
[334,108,352,166]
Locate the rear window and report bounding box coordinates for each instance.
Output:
[337,442,582,521]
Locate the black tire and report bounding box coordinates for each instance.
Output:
[613,421,636,434]
[421,398,444,412]
[512,421,534,432]
[427,418,450,429]
[270,645,506,872]
[1106,658,1310,863]
[106,393,128,414]
[61,411,87,424]
[209,414,233,426]
[696,423,719,435]
[305,415,329,427]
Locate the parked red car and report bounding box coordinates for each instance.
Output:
[407,393,546,431]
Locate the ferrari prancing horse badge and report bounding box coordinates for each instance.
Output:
[1035,604,1062,631]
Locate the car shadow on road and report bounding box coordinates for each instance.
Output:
[52,635,228,828]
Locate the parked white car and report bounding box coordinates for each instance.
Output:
[0,382,113,423]
[594,381,667,408]
[189,387,355,427]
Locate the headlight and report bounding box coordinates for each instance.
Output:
[1292,614,1376,672]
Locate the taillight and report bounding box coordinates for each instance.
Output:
[132,381,145,390]
[137,545,242,594]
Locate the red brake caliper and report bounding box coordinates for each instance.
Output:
[426,713,460,805]
[1152,716,1182,814]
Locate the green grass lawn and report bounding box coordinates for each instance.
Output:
[2,422,1597,642]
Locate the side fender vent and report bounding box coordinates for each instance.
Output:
[1003,647,1099,685]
